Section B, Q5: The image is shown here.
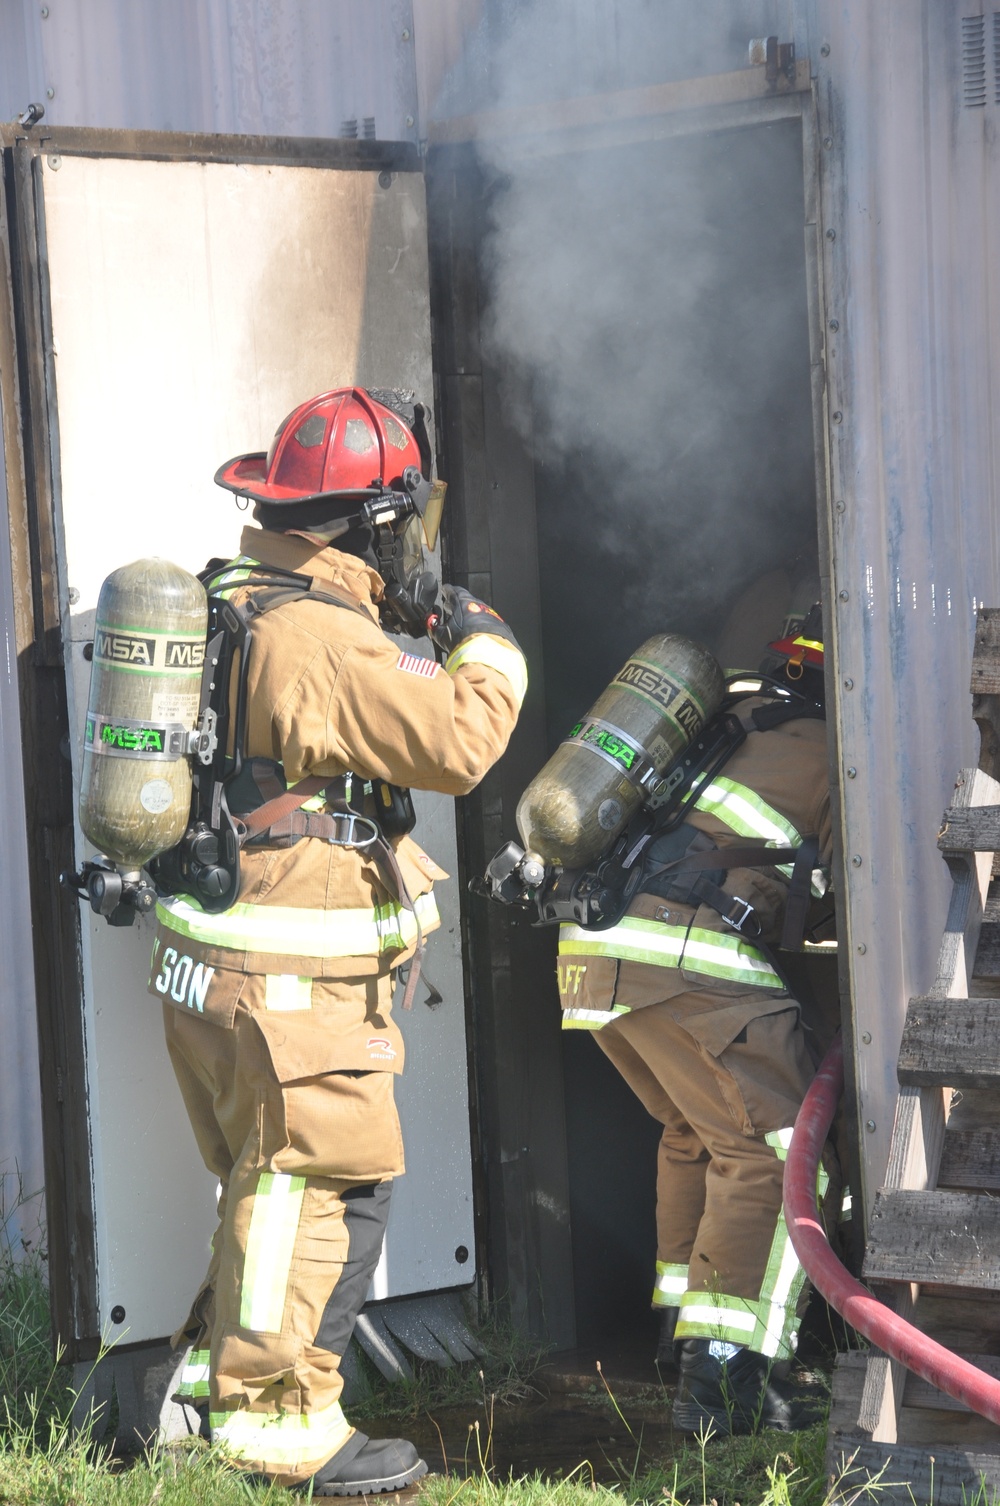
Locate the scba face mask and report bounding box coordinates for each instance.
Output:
[369,481,447,637]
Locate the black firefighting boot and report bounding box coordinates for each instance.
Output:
[305,1430,428,1496]
[655,1307,679,1375]
[671,1339,820,1436]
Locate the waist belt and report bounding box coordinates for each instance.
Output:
[231,758,427,1009]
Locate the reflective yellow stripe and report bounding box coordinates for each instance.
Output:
[793,636,824,652]
[264,975,313,1011]
[446,635,527,707]
[156,890,440,958]
[653,1262,688,1308]
[764,1127,795,1162]
[559,918,783,990]
[692,775,827,898]
[176,1347,211,1399]
[241,1172,305,1333]
[694,775,799,847]
[206,556,258,599]
[211,1397,352,1471]
[560,1004,630,1031]
[676,1294,758,1343]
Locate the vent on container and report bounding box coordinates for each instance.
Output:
[963,14,987,106]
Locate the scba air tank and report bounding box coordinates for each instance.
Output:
[79,559,207,873]
[516,634,725,869]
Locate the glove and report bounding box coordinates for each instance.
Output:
[428,585,522,656]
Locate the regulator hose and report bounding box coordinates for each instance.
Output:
[783,1033,1000,1425]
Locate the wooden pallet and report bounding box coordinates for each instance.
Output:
[827,612,1000,1501]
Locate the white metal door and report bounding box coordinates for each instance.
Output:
[34,144,473,1346]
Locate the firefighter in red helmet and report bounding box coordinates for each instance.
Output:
[555,604,832,1436]
[156,388,526,1492]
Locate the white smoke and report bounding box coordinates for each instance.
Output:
[436,0,818,712]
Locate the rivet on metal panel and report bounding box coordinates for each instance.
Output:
[378,171,393,190]
[835,499,845,512]
[401,28,411,40]
[851,855,863,867]
[826,229,836,241]
[46,87,55,99]
[405,116,415,128]
[846,767,857,778]
[455,1246,469,1264]
[40,4,49,13]
[47,154,61,171]
[843,677,854,689]
[110,1304,126,1323]
[862,1032,872,1044]
[832,410,843,424]
[820,43,831,57]
[68,587,79,605]
[866,1120,876,1132]
[838,589,849,601]
[829,319,839,332]
[823,136,834,149]
[857,943,867,953]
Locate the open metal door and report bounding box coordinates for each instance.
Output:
[0,126,475,1362]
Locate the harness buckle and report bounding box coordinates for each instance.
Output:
[327,811,380,849]
[721,895,761,937]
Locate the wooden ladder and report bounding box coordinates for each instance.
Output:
[828,611,1000,1502]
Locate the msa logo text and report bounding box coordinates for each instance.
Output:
[557,963,587,997]
[99,721,164,753]
[165,639,205,669]
[153,948,215,1012]
[96,629,156,666]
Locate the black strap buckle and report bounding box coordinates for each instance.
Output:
[721,895,761,937]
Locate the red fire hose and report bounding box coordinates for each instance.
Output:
[784,1033,1000,1425]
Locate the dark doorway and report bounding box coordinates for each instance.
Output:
[430,112,821,1352]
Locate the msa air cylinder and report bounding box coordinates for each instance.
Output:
[79,559,207,872]
[516,634,725,868]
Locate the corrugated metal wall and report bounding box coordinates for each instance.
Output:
[0,0,418,141]
[814,0,1000,1202]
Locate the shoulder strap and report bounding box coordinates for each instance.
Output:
[240,583,371,622]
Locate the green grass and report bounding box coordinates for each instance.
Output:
[0,1177,987,1505]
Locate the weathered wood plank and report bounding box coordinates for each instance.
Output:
[863,1190,1000,1287]
[973,922,1000,978]
[829,1356,1000,1501]
[898,998,1000,1088]
[855,767,999,1446]
[826,1438,1000,1506]
[939,806,1000,853]
[905,1354,1000,1411]
[939,1129,1000,1190]
[930,770,997,997]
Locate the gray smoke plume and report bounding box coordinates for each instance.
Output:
[439,0,818,728]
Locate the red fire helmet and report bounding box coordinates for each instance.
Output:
[215,388,424,507]
[767,601,825,678]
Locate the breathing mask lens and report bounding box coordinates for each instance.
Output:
[420,479,447,552]
[399,512,426,578]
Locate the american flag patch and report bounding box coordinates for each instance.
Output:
[396,651,439,679]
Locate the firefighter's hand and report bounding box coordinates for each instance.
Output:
[428,585,522,656]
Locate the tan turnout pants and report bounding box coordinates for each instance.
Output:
[595,988,817,1358]
[161,968,404,1484]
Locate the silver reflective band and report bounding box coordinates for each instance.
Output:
[562,717,655,793]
